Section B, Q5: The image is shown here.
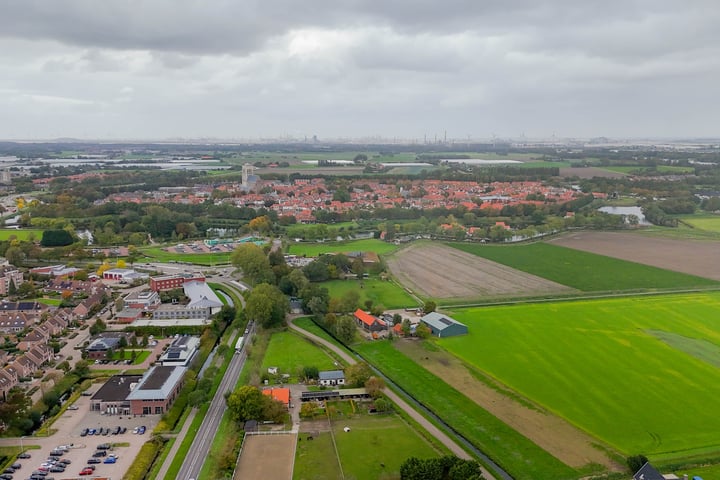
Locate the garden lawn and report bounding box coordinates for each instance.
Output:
[111,350,151,364]
[449,242,717,291]
[33,298,62,306]
[355,341,578,480]
[261,331,337,379]
[447,292,720,458]
[323,278,416,309]
[287,239,398,257]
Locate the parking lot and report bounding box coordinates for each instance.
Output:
[2,394,159,479]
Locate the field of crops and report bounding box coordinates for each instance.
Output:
[323,278,417,309]
[449,242,718,291]
[287,238,397,257]
[446,292,720,458]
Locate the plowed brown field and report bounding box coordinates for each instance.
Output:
[387,243,575,299]
[550,231,720,280]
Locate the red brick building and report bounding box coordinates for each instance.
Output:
[150,273,206,292]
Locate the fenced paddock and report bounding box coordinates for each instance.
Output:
[233,431,297,480]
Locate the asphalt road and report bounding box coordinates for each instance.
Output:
[174,322,254,480]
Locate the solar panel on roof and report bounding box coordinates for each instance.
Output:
[438,317,454,326]
[167,352,181,359]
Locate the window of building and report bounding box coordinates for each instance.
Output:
[143,406,151,415]
[155,406,163,414]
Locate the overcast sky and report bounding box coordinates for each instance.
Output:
[0,1,718,141]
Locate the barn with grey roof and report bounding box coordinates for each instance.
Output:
[420,312,468,338]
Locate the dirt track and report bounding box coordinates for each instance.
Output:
[550,231,720,280]
[387,243,575,299]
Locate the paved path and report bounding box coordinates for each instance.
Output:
[154,407,198,480]
[287,318,495,476]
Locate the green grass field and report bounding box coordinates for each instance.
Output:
[680,215,720,233]
[0,229,43,241]
[323,278,417,309]
[355,341,578,480]
[446,292,720,458]
[293,409,441,480]
[261,331,338,379]
[140,246,232,265]
[287,239,398,257]
[449,242,718,291]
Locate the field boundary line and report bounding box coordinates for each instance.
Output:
[326,411,345,480]
[441,286,720,310]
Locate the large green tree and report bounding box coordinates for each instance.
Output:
[245,283,289,328]
[226,385,265,423]
[231,243,274,286]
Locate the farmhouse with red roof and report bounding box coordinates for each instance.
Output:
[354,309,386,332]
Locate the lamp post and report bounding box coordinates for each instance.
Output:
[19,435,24,454]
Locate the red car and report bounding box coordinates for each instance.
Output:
[80,467,94,475]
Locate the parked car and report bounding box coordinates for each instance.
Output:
[67,405,79,410]
[17,453,30,459]
[49,466,65,473]
[97,443,111,450]
[120,427,127,434]
[79,468,94,476]
[59,459,71,465]
[80,428,88,437]
[91,451,106,458]
[86,459,100,465]
[2,468,14,474]
[112,426,121,435]
[10,464,20,470]
[138,425,146,434]
[0,474,13,480]
[103,457,116,464]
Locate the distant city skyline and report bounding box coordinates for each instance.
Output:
[0,1,718,140]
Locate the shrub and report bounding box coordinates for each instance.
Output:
[123,437,166,480]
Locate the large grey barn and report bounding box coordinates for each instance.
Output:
[420,312,468,338]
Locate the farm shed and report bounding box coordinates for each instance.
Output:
[420,312,468,338]
[632,462,665,480]
[354,309,387,332]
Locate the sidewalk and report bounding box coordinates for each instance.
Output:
[154,407,198,480]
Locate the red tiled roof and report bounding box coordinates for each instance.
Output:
[262,387,290,406]
[354,309,380,327]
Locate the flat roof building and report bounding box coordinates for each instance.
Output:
[159,335,200,367]
[90,374,142,415]
[127,365,186,415]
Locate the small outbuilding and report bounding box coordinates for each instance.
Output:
[318,370,345,386]
[420,312,468,338]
